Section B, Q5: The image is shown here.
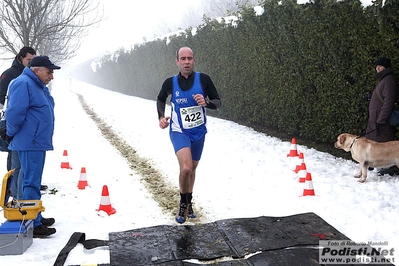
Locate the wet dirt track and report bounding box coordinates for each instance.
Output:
[77,94,205,224]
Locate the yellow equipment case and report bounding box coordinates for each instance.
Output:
[0,170,45,221]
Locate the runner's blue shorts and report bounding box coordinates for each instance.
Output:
[170,132,205,161]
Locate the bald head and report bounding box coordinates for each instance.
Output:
[175,47,195,78]
[176,47,194,60]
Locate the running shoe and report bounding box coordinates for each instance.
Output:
[175,203,187,224]
[187,203,196,218]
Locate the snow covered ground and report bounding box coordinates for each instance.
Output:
[0,77,398,265]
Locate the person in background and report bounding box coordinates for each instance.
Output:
[157,47,221,224]
[0,47,40,200]
[365,57,399,176]
[0,47,36,106]
[6,56,60,237]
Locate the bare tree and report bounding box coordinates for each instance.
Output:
[0,0,103,63]
[153,0,258,39]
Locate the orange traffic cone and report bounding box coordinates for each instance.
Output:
[60,150,72,169]
[303,173,315,196]
[294,152,305,173]
[77,167,89,189]
[287,138,299,157]
[96,185,116,215]
[298,163,307,183]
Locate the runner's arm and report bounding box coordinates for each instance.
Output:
[157,77,172,119]
[200,73,221,109]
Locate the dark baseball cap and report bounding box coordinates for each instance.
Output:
[29,56,61,69]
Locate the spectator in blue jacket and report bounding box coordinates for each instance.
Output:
[6,56,60,237]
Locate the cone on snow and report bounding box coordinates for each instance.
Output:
[294,152,305,173]
[303,172,315,196]
[287,138,299,157]
[77,167,89,189]
[298,163,307,183]
[60,150,72,169]
[96,185,116,215]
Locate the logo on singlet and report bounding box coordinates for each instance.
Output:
[176,98,188,104]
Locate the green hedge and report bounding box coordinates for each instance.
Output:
[73,0,399,143]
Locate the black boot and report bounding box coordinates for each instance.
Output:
[33,225,56,238]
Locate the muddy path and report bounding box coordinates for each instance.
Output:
[77,94,206,224]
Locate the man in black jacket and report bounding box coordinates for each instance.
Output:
[0,47,36,106]
[366,57,399,175]
[0,47,36,199]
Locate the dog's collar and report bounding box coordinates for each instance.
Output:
[350,136,361,150]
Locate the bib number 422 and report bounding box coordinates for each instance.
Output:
[180,106,204,129]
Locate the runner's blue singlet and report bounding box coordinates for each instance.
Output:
[170,72,207,141]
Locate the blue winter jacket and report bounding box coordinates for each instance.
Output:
[6,67,55,151]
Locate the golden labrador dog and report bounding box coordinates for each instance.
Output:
[334,133,399,182]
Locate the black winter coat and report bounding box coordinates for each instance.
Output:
[366,67,398,142]
[0,58,25,105]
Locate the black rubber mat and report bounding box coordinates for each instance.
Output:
[63,212,394,265]
[108,212,372,265]
[168,223,234,260]
[214,216,297,258]
[247,248,320,266]
[109,223,235,265]
[269,212,350,244]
